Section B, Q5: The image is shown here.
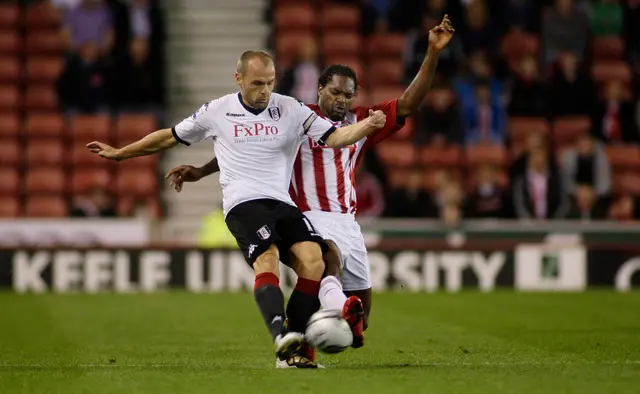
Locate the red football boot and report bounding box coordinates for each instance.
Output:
[341,295,365,348]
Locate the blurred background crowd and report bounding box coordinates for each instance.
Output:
[1,0,640,228]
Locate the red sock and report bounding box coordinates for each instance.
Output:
[294,277,320,296]
[254,272,279,291]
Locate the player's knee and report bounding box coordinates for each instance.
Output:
[253,245,280,276]
[323,241,341,278]
[290,241,325,280]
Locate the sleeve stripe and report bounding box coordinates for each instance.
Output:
[171,127,191,146]
[302,113,318,135]
[318,126,336,146]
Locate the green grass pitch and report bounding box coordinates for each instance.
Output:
[1,292,639,394]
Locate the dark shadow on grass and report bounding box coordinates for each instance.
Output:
[331,363,433,370]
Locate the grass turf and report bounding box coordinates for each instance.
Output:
[0,291,639,394]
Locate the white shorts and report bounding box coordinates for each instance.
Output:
[303,211,371,291]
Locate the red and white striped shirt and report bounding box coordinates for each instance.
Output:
[290,100,404,214]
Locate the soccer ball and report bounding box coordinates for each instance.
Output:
[305,309,353,354]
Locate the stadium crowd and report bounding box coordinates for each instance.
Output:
[272,0,640,224]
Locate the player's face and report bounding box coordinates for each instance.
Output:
[236,60,276,110]
[318,75,357,122]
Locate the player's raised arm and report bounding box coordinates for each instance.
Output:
[395,14,455,118]
[323,110,387,148]
[165,157,220,193]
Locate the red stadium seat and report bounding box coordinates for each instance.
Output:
[276,33,316,65]
[0,31,20,55]
[604,145,640,170]
[551,116,591,146]
[0,168,19,195]
[615,173,640,196]
[24,85,59,111]
[369,87,404,105]
[352,89,370,108]
[0,3,19,28]
[592,36,624,60]
[501,31,539,59]
[274,4,316,32]
[116,154,158,170]
[26,57,64,83]
[369,59,404,86]
[0,56,20,82]
[321,32,360,56]
[116,169,158,198]
[0,195,19,217]
[25,113,65,139]
[423,168,461,191]
[466,144,507,166]
[26,31,65,55]
[0,85,19,111]
[507,117,550,145]
[69,114,111,142]
[70,168,111,194]
[323,56,366,87]
[117,196,162,218]
[25,139,65,166]
[366,33,405,58]
[0,113,20,137]
[0,139,20,166]
[26,2,61,28]
[115,114,157,144]
[25,196,67,218]
[320,4,360,30]
[419,145,462,167]
[592,61,632,83]
[25,168,65,194]
[376,141,417,168]
[68,144,109,167]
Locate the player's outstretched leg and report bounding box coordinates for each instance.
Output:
[253,245,304,361]
[286,242,324,335]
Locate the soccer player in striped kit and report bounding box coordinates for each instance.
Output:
[167,15,454,362]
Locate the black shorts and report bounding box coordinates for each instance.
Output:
[225,199,327,266]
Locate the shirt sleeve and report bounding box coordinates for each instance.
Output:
[294,101,336,145]
[172,100,217,146]
[361,99,406,149]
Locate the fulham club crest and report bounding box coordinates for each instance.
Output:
[268,107,281,121]
[256,225,272,240]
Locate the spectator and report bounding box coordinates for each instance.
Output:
[415,88,464,145]
[561,133,611,198]
[547,51,595,117]
[510,133,560,183]
[567,184,608,219]
[460,0,499,55]
[608,194,640,221]
[358,0,391,35]
[428,175,464,225]
[512,147,570,219]
[466,162,506,218]
[62,0,114,56]
[591,79,639,144]
[508,54,547,117]
[385,167,430,217]
[506,0,538,32]
[69,186,116,218]
[355,166,386,218]
[590,0,623,36]
[463,79,507,145]
[542,0,589,64]
[453,50,503,109]
[278,38,320,104]
[128,0,152,40]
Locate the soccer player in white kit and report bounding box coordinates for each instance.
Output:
[86,50,387,368]
[166,15,455,358]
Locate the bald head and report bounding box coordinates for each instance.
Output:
[236,50,274,75]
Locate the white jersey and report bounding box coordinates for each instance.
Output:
[173,92,336,215]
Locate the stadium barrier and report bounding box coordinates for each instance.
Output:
[1,245,638,293]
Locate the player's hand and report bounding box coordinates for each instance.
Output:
[428,14,455,52]
[366,109,386,129]
[86,141,123,161]
[165,165,205,193]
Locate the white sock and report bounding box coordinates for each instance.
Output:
[319,275,347,311]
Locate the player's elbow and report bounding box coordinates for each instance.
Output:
[323,133,347,149]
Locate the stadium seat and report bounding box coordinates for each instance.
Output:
[276,33,316,65]
[25,139,64,166]
[369,87,404,105]
[604,145,640,170]
[0,168,19,195]
[0,113,20,137]
[115,114,157,144]
[116,154,158,169]
[466,144,507,166]
[0,195,19,217]
[320,4,360,30]
[592,36,624,60]
[70,168,111,194]
[501,31,539,59]
[591,61,632,83]
[0,31,20,55]
[0,3,19,28]
[26,31,65,55]
[376,141,417,168]
[0,85,19,111]
[25,168,65,194]
[419,145,462,167]
[274,4,316,32]
[352,89,370,108]
[423,168,461,191]
[467,166,508,191]
[0,139,20,166]
[0,56,20,82]
[25,113,65,139]
[26,57,64,82]
[387,168,409,189]
[323,56,365,85]
[25,196,67,218]
[365,33,405,58]
[615,173,640,196]
[551,116,591,146]
[24,85,59,111]
[507,117,549,146]
[117,196,162,218]
[116,169,158,198]
[68,144,109,167]
[26,1,61,28]
[369,59,404,86]
[69,114,111,141]
[321,32,360,56]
